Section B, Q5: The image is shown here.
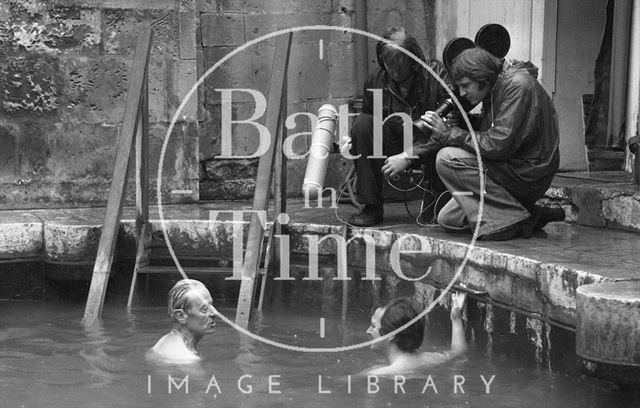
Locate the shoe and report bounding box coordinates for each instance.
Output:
[532,205,565,230]
[349,204,383,227]
[478,216,537,241]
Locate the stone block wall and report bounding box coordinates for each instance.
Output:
[0,0,436,207]
[0,0,198,208]
[198,0,436,199]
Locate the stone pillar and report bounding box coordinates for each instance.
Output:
[576,281,640,385]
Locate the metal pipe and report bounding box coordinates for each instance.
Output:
[354,0,369,96]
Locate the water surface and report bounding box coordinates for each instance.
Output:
[0,301,635,408]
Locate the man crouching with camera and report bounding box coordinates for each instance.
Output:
[420,47,564,241]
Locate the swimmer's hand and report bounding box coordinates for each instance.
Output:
[448,291,469,357]
[450,291,467,320]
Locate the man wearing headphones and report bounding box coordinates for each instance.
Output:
[348,27,451,227]
[420,47,563,240]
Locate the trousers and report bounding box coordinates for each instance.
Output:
[350,113,442,205]
[435,147,531,236]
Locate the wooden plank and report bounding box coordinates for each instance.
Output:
[258,80,289,311]
[126,222,151,309]
[136,78,149,240]
[274,78,288,223]
[257,222,275,311]
[340,226,349,321]
[235,33,292,328]
[136,266,237,274]
[83,28,153,324]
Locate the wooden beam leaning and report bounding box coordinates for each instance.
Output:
[235,33,292,328]
[83,28,153,324]
[258,74,289,311]
[136,74,149,239]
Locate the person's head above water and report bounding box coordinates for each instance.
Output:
[367,297,425,354]
[376,26,426,84]
[362,293,468,376]
[167,278,217,338]
[148,279,216,364]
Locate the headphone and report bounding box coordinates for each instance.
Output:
[375,35,424,76]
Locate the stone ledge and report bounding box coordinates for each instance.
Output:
[2,201,634,331]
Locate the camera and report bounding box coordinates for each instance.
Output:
[413,98,456,134]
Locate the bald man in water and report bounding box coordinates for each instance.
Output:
[147,279,217,364]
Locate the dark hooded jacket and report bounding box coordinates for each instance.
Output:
[428,61,559,206]
[361,59,452,149]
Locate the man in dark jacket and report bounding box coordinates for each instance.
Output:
[348,27,450,227]
[420,47,563,240]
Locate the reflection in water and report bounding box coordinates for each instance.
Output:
[80,320,119,388]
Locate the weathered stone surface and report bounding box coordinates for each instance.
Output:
[0,221,43,260]
[104,9,178,58]
[200,178,256,200]
[602,193,640,231]
[0,122,22,183]
[577,281,640,366]
[202,45,272,105]
[150,121,200,200]
[174,59,199,122]
[53,0,177,10]
[297,49,332,101]
[204,158,257,181]
[199,104,272,158]
[0,55,60,114]
[201,13,244,47]
[43,223,103,263]
[328,42,357,99]
[243,13,332,44]
[572,186,606,227]
[217,0,332,14]
[197,0,218,12]
[545,185,572,200]
[179,12,197,59]
[45,123,118,179]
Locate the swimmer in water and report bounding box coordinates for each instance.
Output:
[147,279,217,364]
[362,291,468,375]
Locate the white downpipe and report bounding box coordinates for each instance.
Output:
[625,0,640,171]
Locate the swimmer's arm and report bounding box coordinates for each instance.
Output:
[357,364,387,376]
[449,312,468,356]
[358,364,402,377]
[448,292,469,357]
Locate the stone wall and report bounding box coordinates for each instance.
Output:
[198,0,436,199]
[0,0,198,208]
[0,0,436,208]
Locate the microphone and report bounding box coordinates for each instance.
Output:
[302,104,338,200]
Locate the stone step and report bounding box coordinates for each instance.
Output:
[539,172,640,232]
